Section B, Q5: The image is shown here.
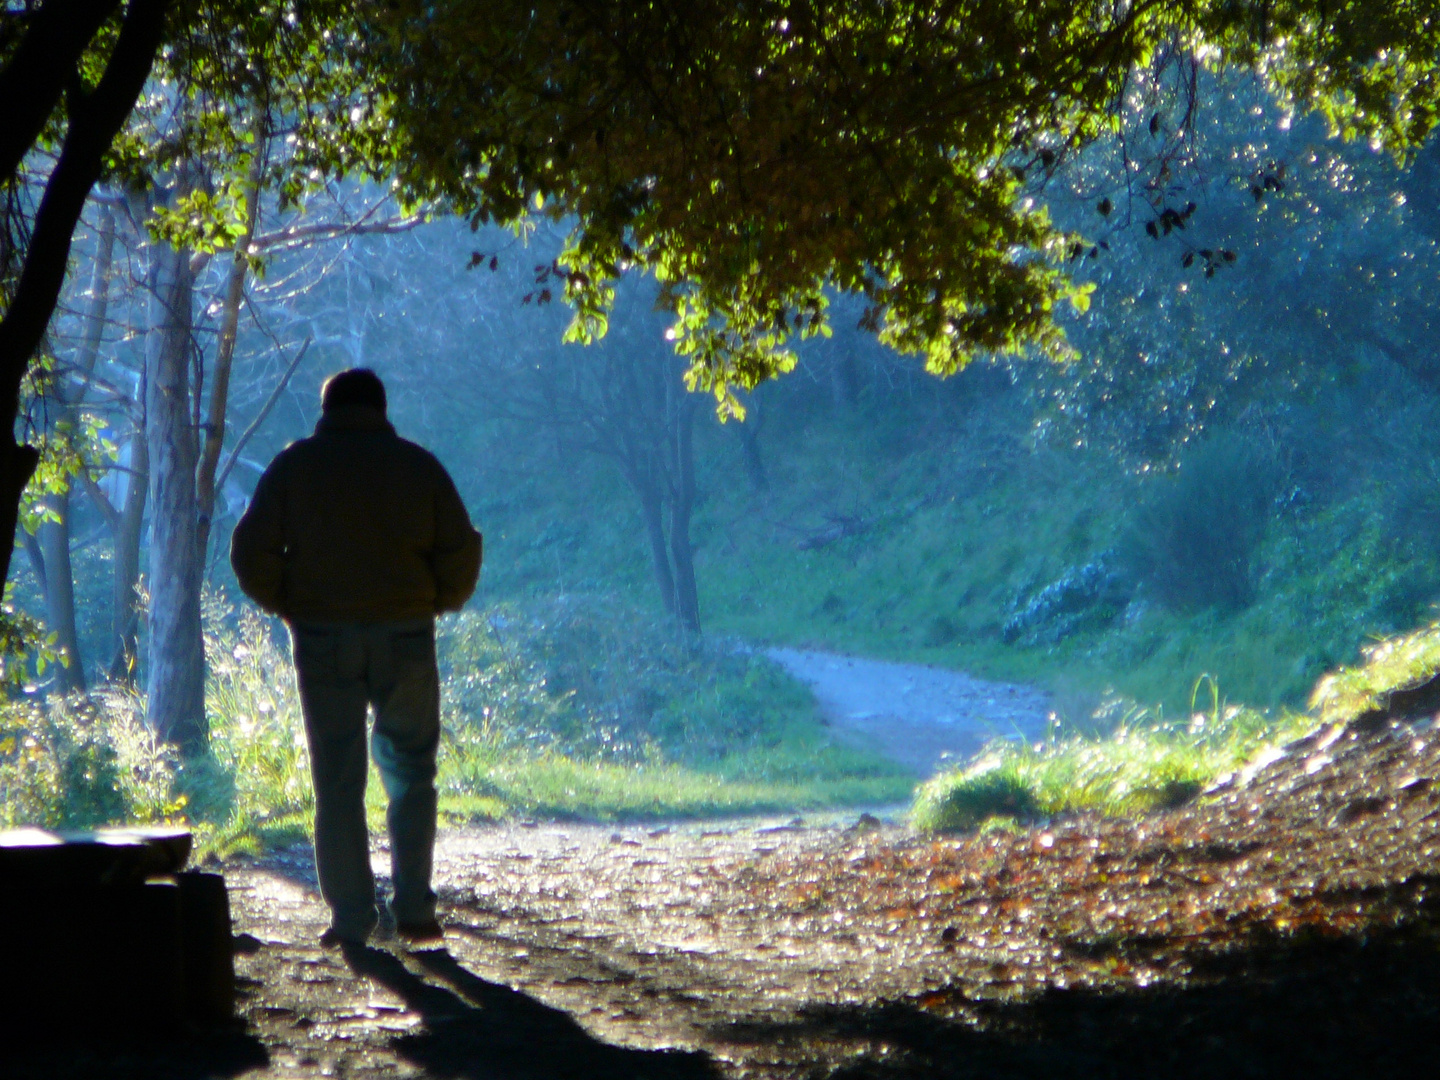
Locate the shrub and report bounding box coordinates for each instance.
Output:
[0,692,179,830]
[438,595,820,764]
[1002,555,1129,646]
[1123,432,1280,612]
[199,594,314,846]
[912,761,1038,831]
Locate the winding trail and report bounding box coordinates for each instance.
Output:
[766,647,1053,775]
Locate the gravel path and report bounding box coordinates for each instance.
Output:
[766,647,1053,775]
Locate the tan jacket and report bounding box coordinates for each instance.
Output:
[230,405,481,623]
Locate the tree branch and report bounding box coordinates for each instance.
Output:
[212,334,310,500]
[0,0,170,396]
[0,0,121,180]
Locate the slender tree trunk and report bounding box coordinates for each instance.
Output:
[37,491,84,691]
[666,382,701,634]
[32,205,116,693]
[637,478,677,620]
[831,342,859,410]
[77,387,149,684]
[144,237,207,753]
[21,531,46,603]
[195,137,265,561]
[737,392,768,492]
[109,429,147,683]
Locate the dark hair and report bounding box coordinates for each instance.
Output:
[321,368,387,413]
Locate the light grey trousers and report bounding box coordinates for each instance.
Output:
[291,617,440,939]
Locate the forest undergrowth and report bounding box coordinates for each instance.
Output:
[8,583,1440,861]
[0,589,911,857]
[10,366,1440,850]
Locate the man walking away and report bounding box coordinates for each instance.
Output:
[231,368,481,948]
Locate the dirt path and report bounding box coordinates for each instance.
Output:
[767,647,1052,775]
[21,714,1440,1078]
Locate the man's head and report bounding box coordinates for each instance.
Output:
[321,368,387,414]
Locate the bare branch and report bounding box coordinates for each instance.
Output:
[213,335,311,498]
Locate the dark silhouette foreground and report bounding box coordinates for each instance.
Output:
[232,368,481,946]
[721,926,1440,1078]
[9,916,1437,1079]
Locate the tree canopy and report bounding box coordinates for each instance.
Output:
[2,0,1439,617]
[363,0,1440,411]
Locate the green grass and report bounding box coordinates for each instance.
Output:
[911,619,1440,835]
[438,754,908,823]
[912,692,1321,832]
[0,588,911,859]
[1308,620,1440,726]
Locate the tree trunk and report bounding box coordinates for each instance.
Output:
[33,204,116,694]
[637,480,677,620]
[144,238,207,753]
[736,392,768,492]
[831,342,860,410]
[109,429,148,683]
[0,439,41,602]
[195,137,265,562]
[37,490,84,691]
[78,405,148,684]
[666,384,701,634]
[0,0,168,596]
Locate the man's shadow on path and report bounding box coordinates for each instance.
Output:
[341,942,719,1080]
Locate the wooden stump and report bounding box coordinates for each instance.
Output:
[0,826,234,1034]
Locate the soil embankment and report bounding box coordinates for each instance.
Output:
[767,647,1052,774]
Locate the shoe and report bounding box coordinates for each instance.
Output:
[319,925,371,949]
[372,907,398,943]
[395,918,445,948]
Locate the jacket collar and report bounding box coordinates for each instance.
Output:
[315,404,394,435]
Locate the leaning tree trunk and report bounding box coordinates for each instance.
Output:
[195,136,264,562]
[0,0,168,597]
[144,238,207,754]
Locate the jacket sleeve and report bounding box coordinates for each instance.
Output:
[430,466,481,613]
[229,461,289,616]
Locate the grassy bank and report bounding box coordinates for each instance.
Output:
[6,594,1438,848]
[912,623,1440,833]
[462,367,1440,727]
